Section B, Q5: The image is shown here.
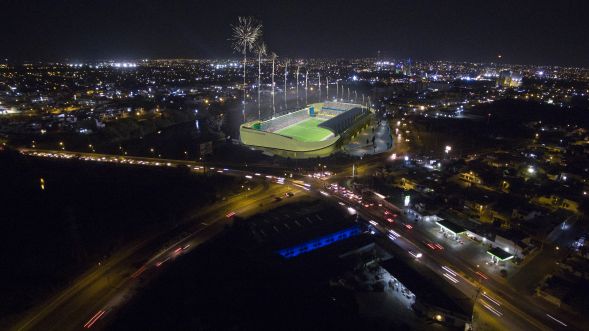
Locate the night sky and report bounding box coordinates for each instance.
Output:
[2,0,588,66]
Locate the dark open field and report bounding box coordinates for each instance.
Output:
[0,150,239,320]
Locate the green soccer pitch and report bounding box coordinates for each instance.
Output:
[275,118,334,142]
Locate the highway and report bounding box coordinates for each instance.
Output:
[12,148,582,330]
[11,153,307,331]
[320,182,579,331]
[17,148,300,175]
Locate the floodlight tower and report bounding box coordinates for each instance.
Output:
[326,77,329,100]
[305,70,308,105]
[296,64,300,108]
[284,60,289,110]
[318,72,321,102]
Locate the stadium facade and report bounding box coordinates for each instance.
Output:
[240,102,372,157]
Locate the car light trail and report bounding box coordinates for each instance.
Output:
[373,192,385,199]
[131,266,146,278]
[546,314,567,327]
[481,300,503,317]
[482,293,501,306]
[155,257,169,267]
[84,310,105,328]
[319,190,329,196]
[443,273,459,284]
[408,251,422,259]
[475,271,489,280]
[389,229,401,237]
[368,220,378,226]
[442,266,458,277]
[293,183,310,191]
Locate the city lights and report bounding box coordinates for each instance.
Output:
[1,5,588,331]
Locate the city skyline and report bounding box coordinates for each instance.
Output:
[2,0,589,66]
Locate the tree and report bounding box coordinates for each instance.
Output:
[255,41,267,120]
[230,17,262,122]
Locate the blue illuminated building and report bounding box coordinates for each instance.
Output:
[276,225,362,259]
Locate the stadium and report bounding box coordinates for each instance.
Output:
[240,102,372,155]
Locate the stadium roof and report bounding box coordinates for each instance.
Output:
[319,107,368,135]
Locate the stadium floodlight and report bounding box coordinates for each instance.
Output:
[318,72,321,102]
[255,41,267,120]
[284,60,290,110]
[296,64,300,108]
[305,70,309,104]
[270,52,278,118]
